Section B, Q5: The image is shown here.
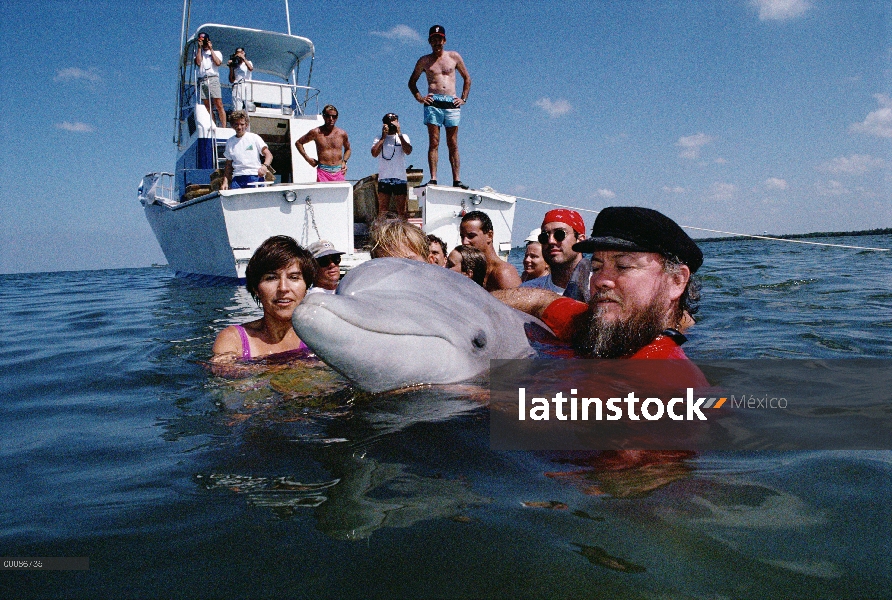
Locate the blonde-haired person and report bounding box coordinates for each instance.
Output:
[369,215,429,261]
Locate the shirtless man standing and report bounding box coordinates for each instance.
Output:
[459,210,521,292]
[296,104,352,182]
[408,25,471,189]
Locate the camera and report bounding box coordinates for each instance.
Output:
[228,53,243,67]
[382,113,398,135]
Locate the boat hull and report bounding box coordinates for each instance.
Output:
[143,183,354,279]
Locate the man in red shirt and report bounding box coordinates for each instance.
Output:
[494,206,703,361]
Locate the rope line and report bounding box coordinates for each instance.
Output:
[512,195,890,252]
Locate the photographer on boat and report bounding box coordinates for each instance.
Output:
[194,32,226,128]
[220,111,273,190]
[228,47,253,111]
[371,112,413,219]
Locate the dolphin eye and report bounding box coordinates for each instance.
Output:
[472,330,487,349]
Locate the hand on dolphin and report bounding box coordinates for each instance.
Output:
[292,258,552,393]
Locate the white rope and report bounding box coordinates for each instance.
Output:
[512,195,890,252]
[680,226,890,251]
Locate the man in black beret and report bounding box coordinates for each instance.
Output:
[494,206,703,360]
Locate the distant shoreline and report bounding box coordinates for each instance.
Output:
[512,228,890,251]
[694,227,892,243]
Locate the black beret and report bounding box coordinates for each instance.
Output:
[572,206,703,273]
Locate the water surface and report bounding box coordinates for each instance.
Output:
[1,236,889,599]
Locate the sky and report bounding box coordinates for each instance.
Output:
[1,0,889,274]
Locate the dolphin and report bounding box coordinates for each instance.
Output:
[292,258,552,393]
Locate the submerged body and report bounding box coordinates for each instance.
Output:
[292,258,551,392]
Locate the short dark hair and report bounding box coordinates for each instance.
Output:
[426,234,447,256]
[453,244,487,286]
[461,210,493,233]
[245,236,316,304]
[322,104,338,116]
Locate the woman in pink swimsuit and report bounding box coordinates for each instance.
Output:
[211,236,315,362]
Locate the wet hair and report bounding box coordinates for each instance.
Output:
[369,216,430,260]
[452,244,487,286]
[245,236,316,304]
[229,110,248,124]
[427,234,447,256]
[322,104,338,117]
[461,210,493,234]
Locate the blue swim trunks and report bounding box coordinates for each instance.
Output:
[231,175,263,189]
[424,94,461,128]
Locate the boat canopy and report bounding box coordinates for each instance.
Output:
[189,24,314,81]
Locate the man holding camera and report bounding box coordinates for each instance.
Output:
[228,47,253,111]
[194,32,226,128]
[371,113,413,219]
[408,25,471,189]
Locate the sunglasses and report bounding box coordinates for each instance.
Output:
[317,254,341,267]
[323,113,339,120]
[538,228,572,244]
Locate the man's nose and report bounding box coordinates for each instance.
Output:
[590,268,616,289]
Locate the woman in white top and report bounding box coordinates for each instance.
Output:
[228,47,254,111]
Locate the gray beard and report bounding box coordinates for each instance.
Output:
[572,300,669,358]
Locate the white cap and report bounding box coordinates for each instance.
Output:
[524,228,541,244]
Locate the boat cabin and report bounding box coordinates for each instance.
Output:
[174,24,322,199]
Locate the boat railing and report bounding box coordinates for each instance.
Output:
[182,77,320,118]
[235,80,320,116]
[138,172,176,206]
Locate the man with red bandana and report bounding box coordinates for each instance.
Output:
[494,206,703,363]
[521,209,591,302]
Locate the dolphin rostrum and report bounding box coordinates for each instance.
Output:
[292,258,551,393]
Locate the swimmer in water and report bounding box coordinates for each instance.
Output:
[446,244,486,286]
[211,236,316,362]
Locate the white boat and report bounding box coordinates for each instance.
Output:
[139,19,516,280]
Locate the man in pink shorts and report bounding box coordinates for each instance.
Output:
[295,105,352,182]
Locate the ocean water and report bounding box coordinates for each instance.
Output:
[1,235,890,599]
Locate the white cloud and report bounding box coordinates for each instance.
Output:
[370,25,422,44]
[710,182,737,200]
[534,98,572,118]
[751,0,811,21]
[815,180,850,196]
[662,186,687,194]
[55,122,95,133]
[676,133,712,160]
[818,154,886,175]
[850,94,892,138]
[765,177,788,190]
[595,189,616,199]
[54,67,101,83]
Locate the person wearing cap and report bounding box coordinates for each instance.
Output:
[194,32,226,127]
[521,228,549,282]
[459,210,521,291]
[494,207,703,360]
[408,24,472,189]
[307,240,346,294]
[371,112,413,219]
[296,105,351,182]
[520,210,590,301]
